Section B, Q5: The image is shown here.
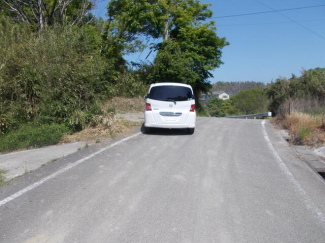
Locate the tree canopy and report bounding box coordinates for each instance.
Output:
[266,68,325,114]
[106,0,228,96]
[1,0,94,30]
[231,89,268,115]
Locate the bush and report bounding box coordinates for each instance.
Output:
[299,126,312,142]
[231,89,268,115]
[0,123,69,153]
[278,98,325,117]
[266,68,325,115]
[205,96,242,117]
[196,107,209,117]
[278,112,325,146]
[0,18,112,133]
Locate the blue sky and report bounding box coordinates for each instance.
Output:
[93,0,325,83]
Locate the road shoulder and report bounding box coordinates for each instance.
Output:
[0,125,141,187]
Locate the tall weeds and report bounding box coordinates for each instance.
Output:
[278,112,325,146]
[278,98,325,117]
[268,68,325,146]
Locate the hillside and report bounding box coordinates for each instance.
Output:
[212,81,266,96]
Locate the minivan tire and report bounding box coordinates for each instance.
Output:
[188,128,195,134]
[144,127,151,134]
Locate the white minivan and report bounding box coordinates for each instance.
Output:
[144,83,196,134]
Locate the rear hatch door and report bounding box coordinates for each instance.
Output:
[148,85,194,125]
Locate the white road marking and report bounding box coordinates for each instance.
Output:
[261,121,325,224]
[0,133,141,207]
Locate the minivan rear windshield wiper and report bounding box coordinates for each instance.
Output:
[163,98,177,104]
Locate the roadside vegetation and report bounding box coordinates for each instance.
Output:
[0,123,68,153]
[0,170,6,186]
[0,0,227,152]
[205,88,268,117]
[212,81,266,96]
[267,68,325,147]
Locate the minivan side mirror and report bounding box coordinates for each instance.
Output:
[143,95,147,100]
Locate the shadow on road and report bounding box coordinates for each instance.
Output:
[140,124,192,136]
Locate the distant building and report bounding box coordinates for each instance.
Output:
[200,91,230,102]
[212,91,230,100]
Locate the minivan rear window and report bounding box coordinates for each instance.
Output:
[149,86,193,102]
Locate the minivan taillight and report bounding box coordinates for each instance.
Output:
[190,104,195,112]
[146,103,152,111]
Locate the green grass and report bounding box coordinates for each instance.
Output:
[0,170,6,186]
[110,131,116,139]
[0,123,69,153]
[196,107,209,117]
[120,119,141,127]
[299,126,313,141]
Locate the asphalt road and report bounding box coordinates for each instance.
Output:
[1,118,325,243]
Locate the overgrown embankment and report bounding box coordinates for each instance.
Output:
[0,19,146,153]
[267,68,325,147]
[62,97,144,143]
[274,112,325,146]
[204,88,268,117]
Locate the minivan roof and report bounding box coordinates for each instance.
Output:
[149,82,191,88]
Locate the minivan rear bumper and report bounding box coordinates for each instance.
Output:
[144,111,196,128]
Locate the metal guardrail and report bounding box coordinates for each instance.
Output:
[225,112,272,119]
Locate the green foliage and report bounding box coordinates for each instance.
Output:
[206,89,268,117]
[299,126,312,141]
[0,170,6,186]
[265,78,290,113]
[107,0,164,39]
[212,81,266,96]
[196,107,209,117]
[114,71,148,97]
[206,97,238,117]
[0,18,114,133]
[153,20,228,97]
[107,0,228,96]
[231,89,268,115]
[1,0,94,30]
[0,1,230,151]
[266,68,325,114]
[0,123,69,153]
[152,40,200,83]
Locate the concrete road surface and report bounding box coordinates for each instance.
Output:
[1,118,325,243]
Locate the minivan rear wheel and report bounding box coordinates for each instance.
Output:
[144,127,151,134]
[188,128,195,134]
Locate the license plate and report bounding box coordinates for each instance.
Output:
[166,117,176,121]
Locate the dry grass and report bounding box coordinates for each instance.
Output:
[105,97,145,114]
[279,98,325,117]
[62,117,140,143]
[62,98,143,143]
[274,112,325,146]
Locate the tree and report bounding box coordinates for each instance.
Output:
[1,0,94,31]
[266,78,290,114]
[232,89,268,115]
[153,21,227,97]
[266,68,325,115]
[212,81,266,96]
[206,97,238,117]
[106,0,228,97]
